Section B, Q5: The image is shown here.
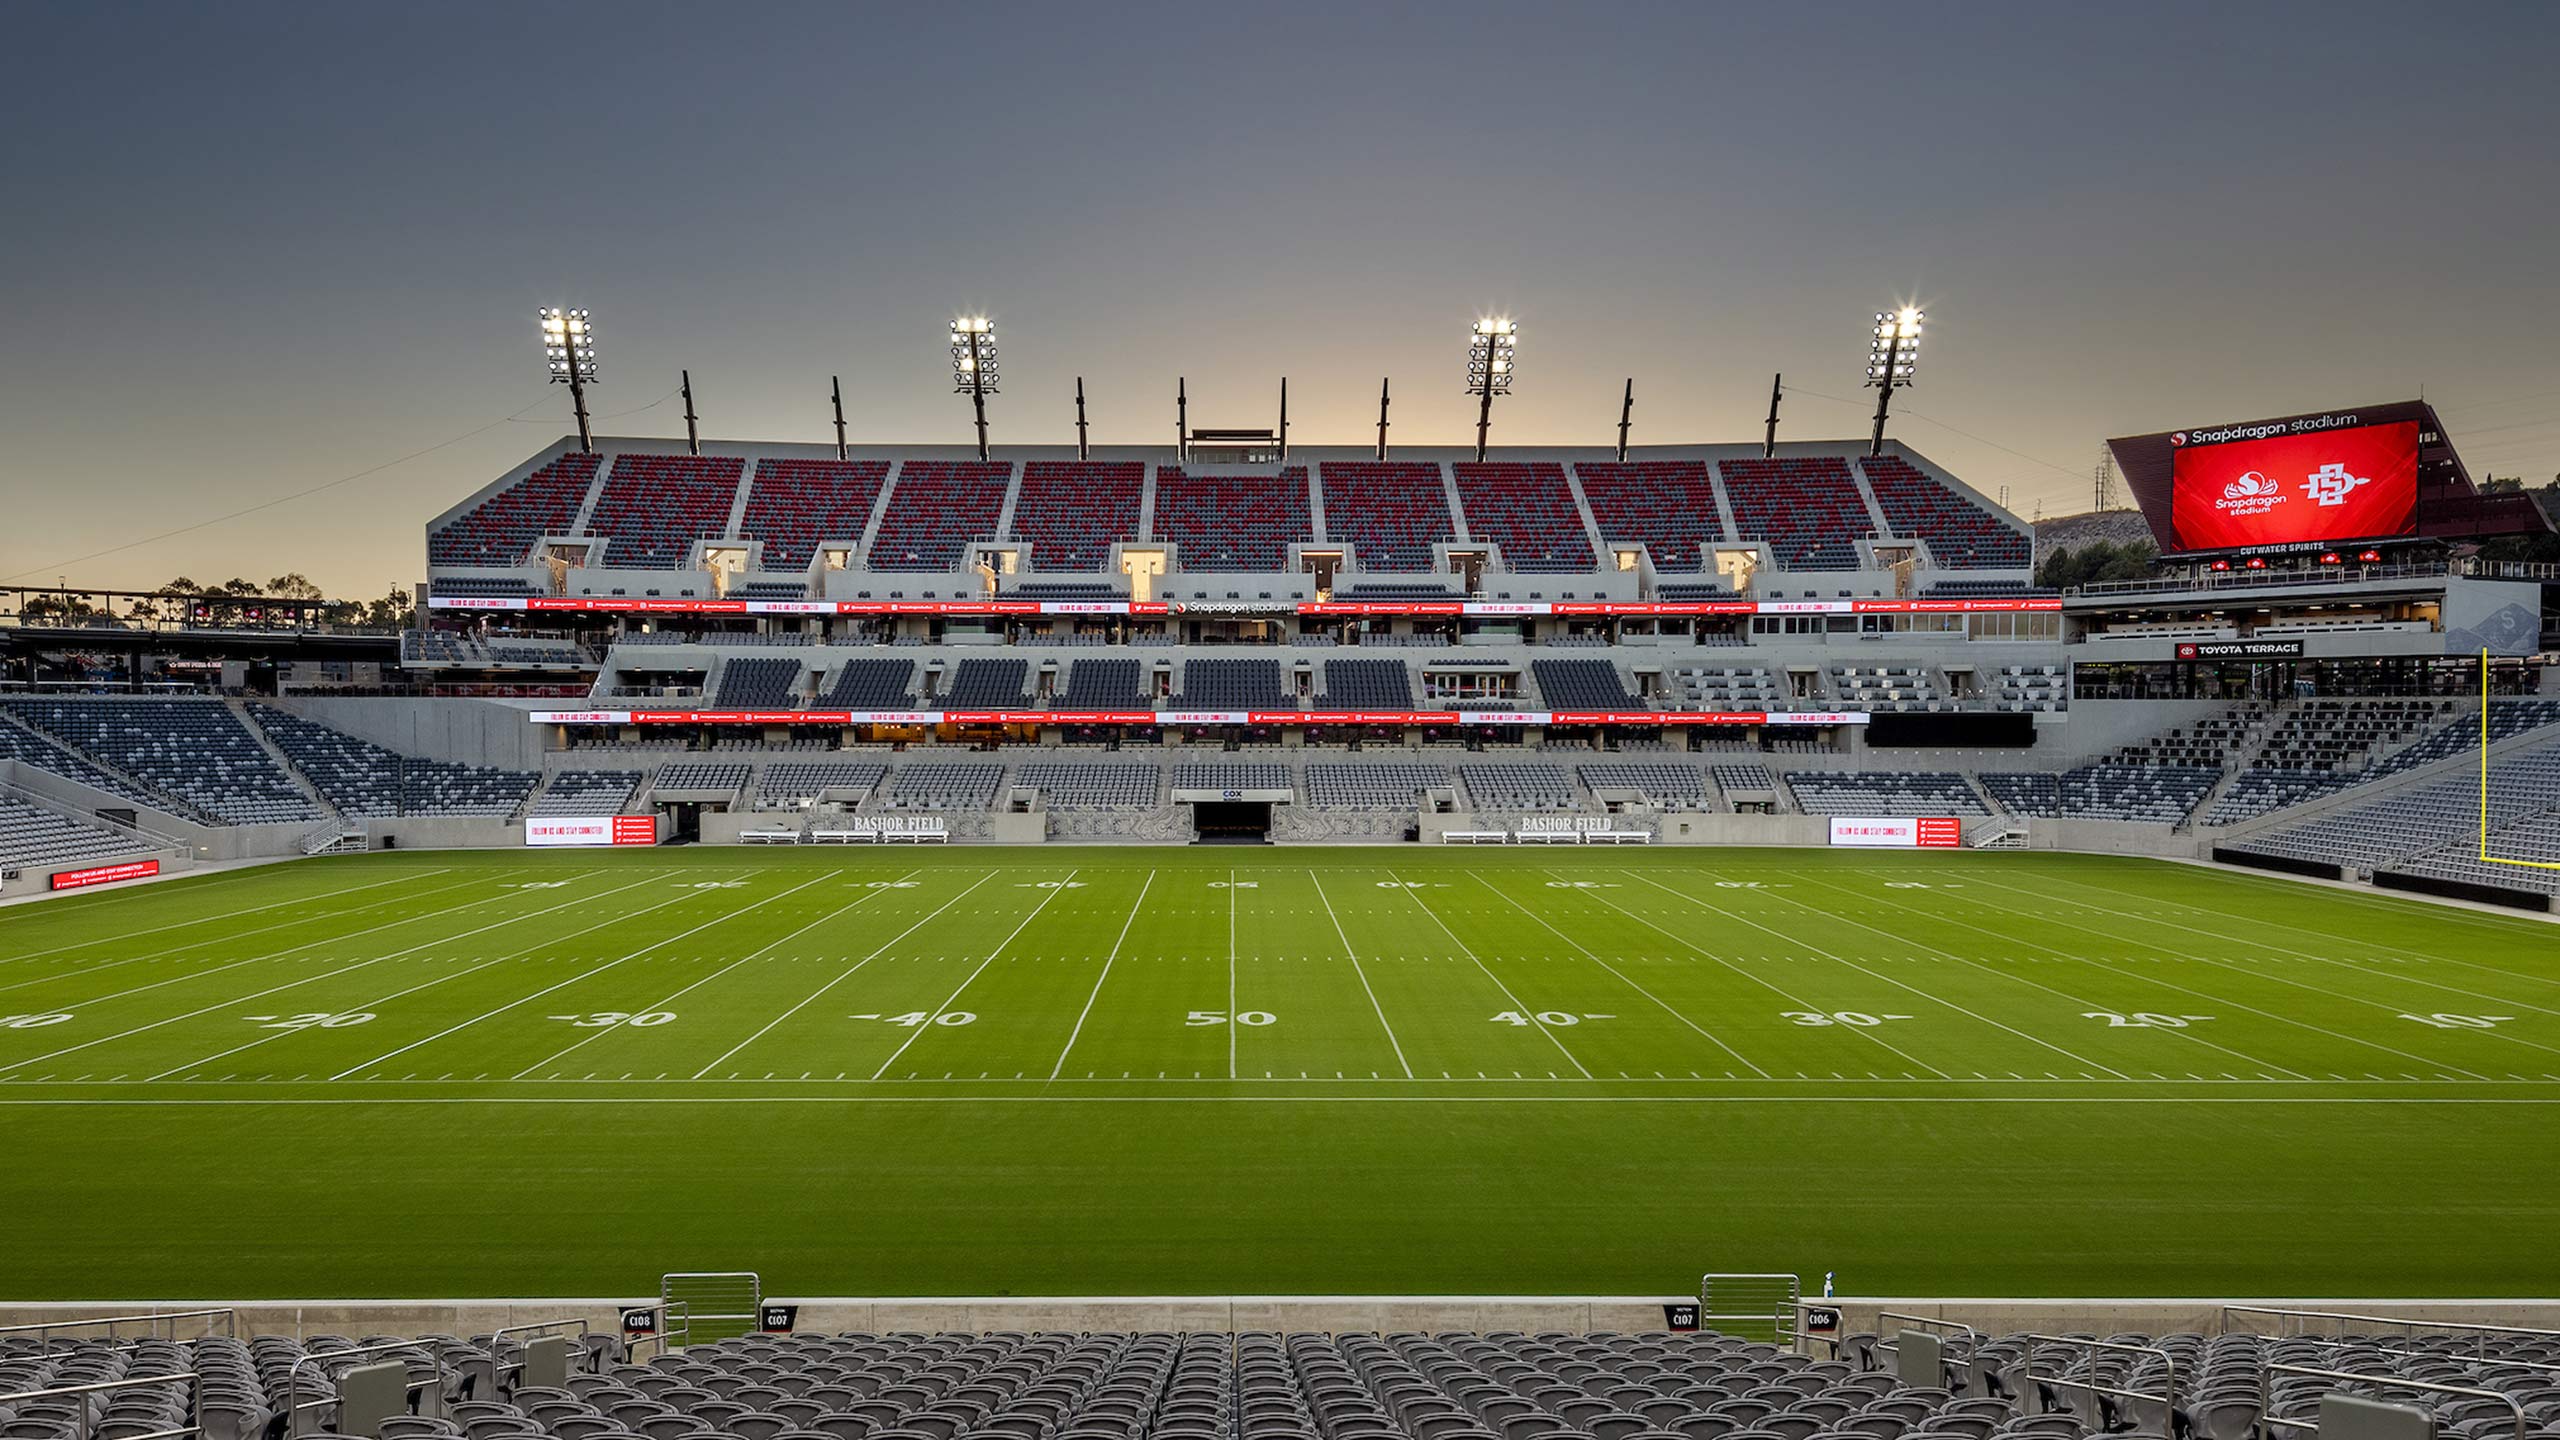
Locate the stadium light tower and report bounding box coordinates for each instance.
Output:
[1466,317,1518,462]
[950,317,998,460]
[1866,306,1921,457]
[539,307,598,453]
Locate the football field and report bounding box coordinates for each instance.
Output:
[2,845,2555,1301]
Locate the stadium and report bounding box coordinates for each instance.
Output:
[8,6,2560,1440]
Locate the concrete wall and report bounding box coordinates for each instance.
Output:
[356,816,524,852]
[283,697,550,771]
[7,1296,2560,1342]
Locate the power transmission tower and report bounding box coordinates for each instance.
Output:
[2093,445,2121,512]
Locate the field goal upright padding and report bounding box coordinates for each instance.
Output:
[663,1271,760,1345]
[1700,1272,1800,1341]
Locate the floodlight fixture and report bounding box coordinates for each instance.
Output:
[1865,305,1921,456]
[950,317,998,459]
[1465,317,1519,461]
[538,306,598,452]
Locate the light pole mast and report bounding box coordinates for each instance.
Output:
[1866,307,1922,457]
[538,307,598,453]
[950,318,998,461]
[1465,318,1518,463]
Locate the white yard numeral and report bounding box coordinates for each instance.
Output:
[679,881,745,890]
[505,881,573,890]
[866,1011,976,1027]
[253,1012,374,1030]
[1374,881,1427,890]
[860,881,920,889]
[1542,881,1618,889]
[2083,1011,2211,1028]
[1187,1010,1275,1026]
[1207,881,1259,889]
[551,1012,675,1028]
[1492,1011,1604,1027]
[1713,881,1766,889]
[1784,1011,1912,1027]
[0,1013,73,1029]
[2400,1012,2514,1029]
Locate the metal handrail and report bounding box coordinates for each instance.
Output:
[2022,1333,2176,1422]
[1871,1310,1981,1367]
[0,1310,236,1344]
[2223,1305,2560,1358]
[2254,1362,2525,1440]
[0,1372,197,1440]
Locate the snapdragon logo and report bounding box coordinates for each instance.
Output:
[2214,470,2286,517]
[2302,462,2369,508]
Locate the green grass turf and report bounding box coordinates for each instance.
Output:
[0,845,2554,1301]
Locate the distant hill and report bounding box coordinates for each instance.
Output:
[2035,509,2154,552]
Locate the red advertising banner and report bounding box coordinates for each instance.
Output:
[2168,420,2419,551]
[50,859,162,890]
[1914,817,1963,848]
[435,596,2061,619]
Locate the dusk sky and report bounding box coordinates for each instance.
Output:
[4,1,2554,598]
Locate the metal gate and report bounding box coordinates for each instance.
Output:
[1699,1272,1801,1342]
[661,1272,760,1345]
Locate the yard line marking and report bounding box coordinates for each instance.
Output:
[324,870,784,1080]
[1957,871,2500,1079]
[1566,879,1949,1078]
[1309,869,1412,1079]
[140,871,679,1082]
[1622,869,2127,1079]
[685,871,999,1079]
[1050,869,1154,1081]
[1970,870,2560,1064]
[512,870,901,1080]
[0,868,452,987]
[1482,873,1769,1079]
[2054,864,2560,985]
[0,871,482,1011]
[0,870,541,1074]
[6,1094,2556,1108]
[1785,870,2310,1080]
[1387,868,1591,1079]
[1228,867,1238,1081]
[870,868,1080,1082]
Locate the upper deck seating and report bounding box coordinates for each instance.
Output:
[1576,461,1726,572]
[1531,658,1642,710]
[1012,462,1143,570]
[1454,462,1592,571]
[1180,659,1294,710]
[823,658,919,708]
[427,452,600,567]
[1170,761,1290,794]
[710,657,803,709]
[587,454,746,569]
[1458,762,1579,811]
[1058,658,1153,709]
[1322,462,1453,571]
[885,761,1004,809]
[1154,467,1310,571]
[1321,658,1415,709]
[740,459,890,571]
[1719,456,1872,570]
[871,461,1010,571]
[941,658,1029,707]
[1863,455,2031,568]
